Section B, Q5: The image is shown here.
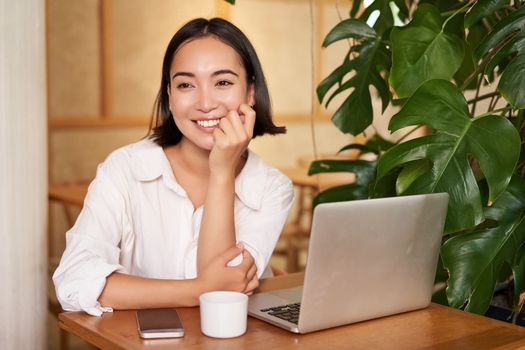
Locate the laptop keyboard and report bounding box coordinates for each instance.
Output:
[260,303,301,324]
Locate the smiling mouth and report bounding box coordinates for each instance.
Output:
[195,119,221,128]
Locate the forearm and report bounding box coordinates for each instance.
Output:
[197,172,236,273]
[98,272,204,310]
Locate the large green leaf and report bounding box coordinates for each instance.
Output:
[360,0,394,35]
[498,53,525,109]
[337,143,378,156]
[395,159,432,194]
[317,54,352,103]
[308,159,377,207]
[392,0,410,21]
[318,32,391,135]
[376,79,521,233]
[464,0,509,28]
[363,133,395,153]
[424,0,464,13]
[350,0,363,18]
[337,134,395,157]
[484,34,525,76]
[442,175,525,314]
[454,38,477,89]
[475,6,525,61]
[389,4,465,98]
[474,7,525,108]
[322,18,377,46]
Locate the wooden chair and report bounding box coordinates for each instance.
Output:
[48,181,90,350]
[273,180,316,272]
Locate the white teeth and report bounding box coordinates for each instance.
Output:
[197,119,220,127]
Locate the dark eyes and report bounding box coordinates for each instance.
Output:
[177,82,193,89]
[216,80,233,87]
[175,80,233,90]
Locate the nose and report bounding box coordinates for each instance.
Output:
[196,85,218,113]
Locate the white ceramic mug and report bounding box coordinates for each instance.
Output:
[199,291,248,338]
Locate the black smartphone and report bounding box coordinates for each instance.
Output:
[136,308,185,339]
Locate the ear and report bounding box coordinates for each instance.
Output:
[247,83,255,107]
[166,84,173,113]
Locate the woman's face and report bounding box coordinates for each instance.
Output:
[168,36,255,151]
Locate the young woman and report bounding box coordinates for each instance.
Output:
[53,18,293,316]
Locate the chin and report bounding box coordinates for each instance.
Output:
[198,140,215,152]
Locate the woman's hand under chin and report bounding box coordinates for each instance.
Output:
[208,103,255,178]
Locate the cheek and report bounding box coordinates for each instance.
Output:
[219,89,249,109]
[169,95,191,115]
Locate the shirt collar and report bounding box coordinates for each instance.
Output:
[129,139,268,210]
[129,138,169,182]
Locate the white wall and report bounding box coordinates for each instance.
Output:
[0,0,47,348]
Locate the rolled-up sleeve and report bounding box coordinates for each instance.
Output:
[52,152,131,316]
[236,174,294,278]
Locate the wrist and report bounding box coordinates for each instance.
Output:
[192,277,211,304]
[209,170,236,185]
[170,278,205,307]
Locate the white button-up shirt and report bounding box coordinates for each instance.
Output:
[53,139,293,316]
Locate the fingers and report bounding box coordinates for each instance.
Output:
[246,263,257,281]
[218,104,255,140]
[244,275,259,294]
[240,250,257,290]
[220,243,244,264]
[239,249,255,270]
[218,113,238,139]
[212,111,249,150]
[225,110,246,139]
[221,109,251,142]
[238,104,256,138]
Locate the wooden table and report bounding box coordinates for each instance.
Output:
[48,181,90,207]
[279,167,354,191]
[59,273,525,349]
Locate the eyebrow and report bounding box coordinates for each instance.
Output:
[172,69,239,81]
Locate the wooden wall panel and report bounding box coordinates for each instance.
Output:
[111,0,215,117]
[52,127,147,182]
[322,2,352,114]
[48,0,101,117]
[232,0,312,115]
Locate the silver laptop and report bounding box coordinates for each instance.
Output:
[249,193,449,333]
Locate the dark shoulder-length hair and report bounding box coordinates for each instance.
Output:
[149,17,286,147]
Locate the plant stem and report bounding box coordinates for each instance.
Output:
[512,292,525,324]
[442,2,472,29]
[488,94,497,110]
[475,106,512,118]
[461,31,518,90]
[395,125,423,144]
[467,91,500,104]
[518,110,525,132]
[500,104,512,117]
[308,0,320,190]
[470,76,483,115]
[490,95,502,111]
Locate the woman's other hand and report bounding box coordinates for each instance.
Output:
[197,243,258,294]
[209,104,255,176]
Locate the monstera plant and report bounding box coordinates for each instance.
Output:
[225,0,524,317]
[310,0,525,317]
